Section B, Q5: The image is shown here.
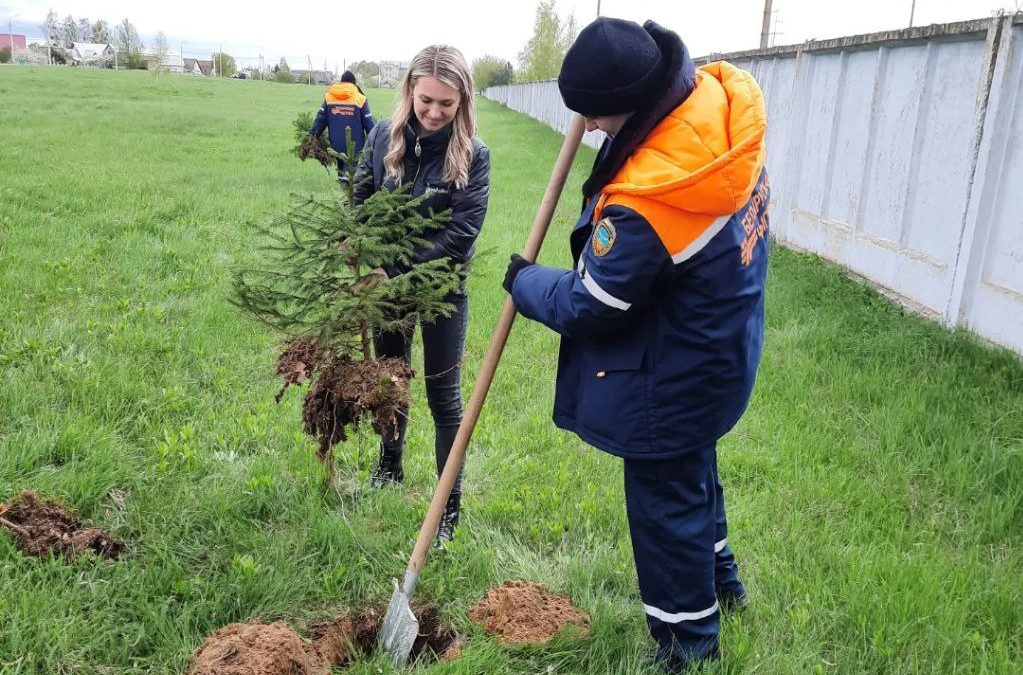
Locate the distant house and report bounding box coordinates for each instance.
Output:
[144,51,184,73]
[70,42,114,66]
[291,69,333,85]
[378,60,409,87]
[0,34,27,52]
[197,59,214,76]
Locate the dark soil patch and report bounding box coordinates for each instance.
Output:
[297,134,332,167]
[189,606,458,674]
[0,491,124,560]
[469,581,590,646]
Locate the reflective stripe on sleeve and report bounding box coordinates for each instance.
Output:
[577,258,631,310]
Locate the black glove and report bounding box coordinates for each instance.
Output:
[503,254,533,294]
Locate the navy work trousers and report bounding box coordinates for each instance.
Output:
[623,443,743,666]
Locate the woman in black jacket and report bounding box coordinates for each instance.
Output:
[352,44,490,546]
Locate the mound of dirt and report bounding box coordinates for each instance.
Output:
[0,491,124,560]
[188,622,328,675]
[469,581,590,646]
[189,606,458,674]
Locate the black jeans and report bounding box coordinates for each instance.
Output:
[373,291,468,494]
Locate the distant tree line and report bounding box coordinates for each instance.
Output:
[33,0,575,84]
[39,7,238,74]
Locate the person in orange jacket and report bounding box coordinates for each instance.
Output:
[309,70,375,182]
[504,17,769,671]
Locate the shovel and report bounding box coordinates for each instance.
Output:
[379,114,587,667]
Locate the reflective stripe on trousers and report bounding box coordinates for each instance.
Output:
[623,442,738,665]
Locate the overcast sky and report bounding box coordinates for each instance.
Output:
[1,0,1011,71]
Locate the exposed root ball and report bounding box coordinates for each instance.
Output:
[298,134,332,167]
[302,356,412,460]
[274,339,326,403]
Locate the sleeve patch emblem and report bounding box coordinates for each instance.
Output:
[591,218,617,257]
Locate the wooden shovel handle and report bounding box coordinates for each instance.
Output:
[407,114,587,574]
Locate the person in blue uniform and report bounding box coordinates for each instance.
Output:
[504,16,770,671]
[309,70,374,182]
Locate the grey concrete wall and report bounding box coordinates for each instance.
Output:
[483,15,1023,354]
[483,79,608,150]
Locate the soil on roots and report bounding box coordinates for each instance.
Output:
[297,134,332,167]
[0,491,124,560]
[188,606,458,675]
[274,338,325,403]
[469,581,590,646]
[302,355,412,461]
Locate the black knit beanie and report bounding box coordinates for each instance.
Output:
[558,17,670,116]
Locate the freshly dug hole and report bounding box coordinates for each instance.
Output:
[188,605,458,674]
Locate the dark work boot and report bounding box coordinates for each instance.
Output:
[433,492,461,549]
[717,581,748,615]
[370,443,404,488]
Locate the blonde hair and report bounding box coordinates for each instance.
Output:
[385,45,477,188]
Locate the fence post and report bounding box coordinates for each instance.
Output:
[943,15,1011,328]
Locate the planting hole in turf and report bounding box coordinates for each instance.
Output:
[188,605,459,674]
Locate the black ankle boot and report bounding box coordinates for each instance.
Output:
[433,492,461,548]
[370,443,404,488]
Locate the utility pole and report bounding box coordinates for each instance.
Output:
[7,12,19,58]
[909,0,916,28]
[596,0,601,17]
[760,0,773,49]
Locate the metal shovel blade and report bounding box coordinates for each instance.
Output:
[380,578,419,667]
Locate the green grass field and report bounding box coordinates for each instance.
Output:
[0,66,1021,674]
